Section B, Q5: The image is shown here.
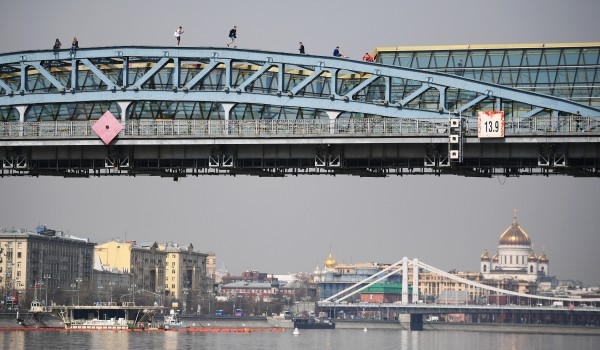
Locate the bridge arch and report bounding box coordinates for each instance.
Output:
[1,47,598,122]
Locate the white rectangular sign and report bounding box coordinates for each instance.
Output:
[478,111,504,138]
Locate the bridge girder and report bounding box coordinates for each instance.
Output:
[1,47,598,120]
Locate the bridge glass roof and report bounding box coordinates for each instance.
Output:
[374,42,600,108]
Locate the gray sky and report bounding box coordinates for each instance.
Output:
[1,0,599,286]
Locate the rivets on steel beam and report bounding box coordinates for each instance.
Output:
[182,86,189,93]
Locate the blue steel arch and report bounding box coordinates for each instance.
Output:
[1,46,599,121]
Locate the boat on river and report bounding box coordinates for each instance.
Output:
[292,317,335,329]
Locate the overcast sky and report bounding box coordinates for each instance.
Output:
[1,0,599,286]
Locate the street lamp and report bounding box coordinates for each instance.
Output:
[107,282,115,305]
[75,278,82,305]
[97,285,103,303]
[156,286,164,307]
[43,274,51,307]
[182,288,189,315]
[129,283,137,305]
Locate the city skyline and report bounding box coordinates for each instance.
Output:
[1,0,599,286]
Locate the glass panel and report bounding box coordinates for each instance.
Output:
[432,52,449,69]
[582,48,599,65]
[519,69,534,85]
[536,69,550,85]
[543,49,561,66]
[468,51,485,67]
[379,54,394,65]
[414,52,432,69]
[506,50,523,66]
[396,53,414,67]
[450,51,468,67]
[524,50,542,66]
[555,68,569,84]
[486,51,505,67]
[562,49,580,65]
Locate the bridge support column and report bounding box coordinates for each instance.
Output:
[117,102,131,122]
[402,257,409,304]
[326,111,340,134]
[412,258,419,303]
[398,313,423,331]
[16,105,26,123]
[222,103,235,135]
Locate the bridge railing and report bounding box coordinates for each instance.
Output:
[0,116,598,139]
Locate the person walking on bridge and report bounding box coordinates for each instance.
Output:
[299,42,305,54]
[227,26,237,48]
[52,38,61,55]
[70,37,79,56]
[174,26,184,46]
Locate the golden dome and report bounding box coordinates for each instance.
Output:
[499,217,531,246]
[480,249,490,261]
[538,253,549,263]
[324,253,337,268]
[527,252,538,262]
[492,253,499,262]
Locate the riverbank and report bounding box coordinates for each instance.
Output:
[2,312,599,335]
[423,322,600,336]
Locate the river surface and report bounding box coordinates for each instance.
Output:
[0,329,598,350]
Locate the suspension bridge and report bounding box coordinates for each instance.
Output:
[317,257,600,330]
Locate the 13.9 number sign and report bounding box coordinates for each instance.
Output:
[478,111,504,138]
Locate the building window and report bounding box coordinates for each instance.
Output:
[172,262,175,267]
[17,242,22,248]
[529,266,533,273]
[483,265,487,272]
[172,284,175,289]
[17,252,22,259]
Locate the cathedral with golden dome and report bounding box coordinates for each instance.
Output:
[480,211,549,282]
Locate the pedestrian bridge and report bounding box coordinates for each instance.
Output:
[1,47,599,178]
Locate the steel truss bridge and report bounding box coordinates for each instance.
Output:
[1,47,599,178]
[317,257,600,329]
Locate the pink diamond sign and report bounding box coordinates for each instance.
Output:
[92,111,123,145]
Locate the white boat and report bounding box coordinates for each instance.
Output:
[164,310,185,330]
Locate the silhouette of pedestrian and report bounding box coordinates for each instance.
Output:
[575,111,583,132]
[174,26,184,46]
[299,42,305,54]
[70,37,79,56]
[53,39,61,55]
[227,26,237,47]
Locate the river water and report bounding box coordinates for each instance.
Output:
[0,329,598,350]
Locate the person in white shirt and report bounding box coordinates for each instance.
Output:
[174,26,184,46]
